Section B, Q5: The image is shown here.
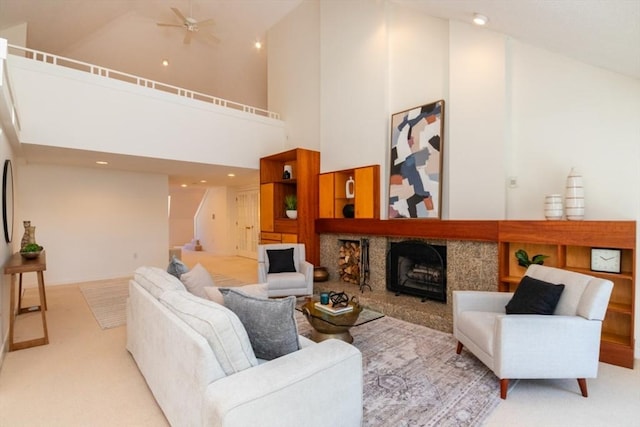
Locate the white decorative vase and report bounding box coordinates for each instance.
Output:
[565,168,585,221]
[345,176,355,199]
[544,194,563,220]
[286,210,298,219]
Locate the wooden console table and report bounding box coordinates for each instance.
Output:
[5,251,48,351]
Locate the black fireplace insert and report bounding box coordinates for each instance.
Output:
[386,240,447,302]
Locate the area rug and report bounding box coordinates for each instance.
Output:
[80,279,129,329]
[295,313,504,427]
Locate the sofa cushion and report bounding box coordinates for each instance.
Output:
[267,248,296,273]
[159,290,258,375]
[134,266,186,299]
[167,255,189,279]
[204,283,268,305]
[220,288,300,360]
[505,275,565,315]
[180,263,214,299]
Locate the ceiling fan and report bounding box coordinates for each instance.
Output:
[156,5,220,45]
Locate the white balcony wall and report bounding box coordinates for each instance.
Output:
[7,54,286,167]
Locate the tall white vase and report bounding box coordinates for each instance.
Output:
[565,168,584,221]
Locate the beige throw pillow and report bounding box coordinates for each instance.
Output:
[180,263,214,298]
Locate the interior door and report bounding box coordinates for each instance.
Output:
[236,190,259,259]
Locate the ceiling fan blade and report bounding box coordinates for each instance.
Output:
[156,23,184,28]
[203,33,220,44]
[197,18,215,27]
[171,7,187,23]
[184,31,193,45]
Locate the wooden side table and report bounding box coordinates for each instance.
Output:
[4,250,49,351]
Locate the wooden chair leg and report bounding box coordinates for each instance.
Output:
[456,341,463,354]
[500,379,509,399]
[577,378,588,397]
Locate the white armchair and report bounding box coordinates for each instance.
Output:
[453,264,613,399]
[258,243,313,297]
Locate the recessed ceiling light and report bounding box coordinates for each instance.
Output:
[227,173,235,177]
[96,160,108,165]
[200,179,207,183]
[254,41,262,50]
[473,13,488,26]
[162,59,169,67]
[180,184,188,188]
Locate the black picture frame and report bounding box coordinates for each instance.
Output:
[3,159,14,243]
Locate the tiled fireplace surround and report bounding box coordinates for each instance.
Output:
[317,234,498,333]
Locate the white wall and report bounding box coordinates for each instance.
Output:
[169,187,206,247]
[267,0,321,151]
[0,128,16,358]
[194,186,235,255]
[16,163,169,285]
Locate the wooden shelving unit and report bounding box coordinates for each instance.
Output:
[498,220,636,368]
[259,148,320,265]
[318,165,380,219]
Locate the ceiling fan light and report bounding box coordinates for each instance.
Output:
[473,13,488,26]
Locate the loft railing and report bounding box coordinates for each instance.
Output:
[7,44,280,120]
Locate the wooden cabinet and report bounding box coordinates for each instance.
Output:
[259,148,320,265]
[319,165,380,219]
[498,220,636,368]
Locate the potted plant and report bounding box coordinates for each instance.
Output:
[515,249,549,268]
[284,194,297,219]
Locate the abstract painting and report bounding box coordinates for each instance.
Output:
[388,100,444,219]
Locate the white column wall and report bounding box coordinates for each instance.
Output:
[267,0,321,151]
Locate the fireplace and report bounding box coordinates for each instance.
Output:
[386,240,447,302]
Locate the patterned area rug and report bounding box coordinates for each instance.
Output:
[80,279,129,329]
[296,313,503,426]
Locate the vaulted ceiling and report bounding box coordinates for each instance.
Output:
[1,0,638,188]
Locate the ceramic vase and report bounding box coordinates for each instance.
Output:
[565,168,585,221]
[20,221,36,249]
[345,176,355,199]
[544,194,563,220]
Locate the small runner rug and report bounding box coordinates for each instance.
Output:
[296,313,506,426]
[80,279,130,329]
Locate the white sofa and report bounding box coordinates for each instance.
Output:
[126,266,363,427]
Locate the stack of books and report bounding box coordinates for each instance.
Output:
[314,301,354,315]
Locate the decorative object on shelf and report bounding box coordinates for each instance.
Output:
[544,194,563,220]
[21,220,37,250]
[342,203,355,218]
[565,167,585,220]
[515,249,549,268]
[388,99,444,219]
[282,165,292,180]
[2,159,14,243]
[284,194,297,219]
[314,266,329,282]
[345,176,355,199]
[590,248,622,273]
[20,242,43,259]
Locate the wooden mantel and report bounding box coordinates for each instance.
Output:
[315,219,499,242]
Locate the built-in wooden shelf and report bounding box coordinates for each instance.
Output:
[315,218,499,242]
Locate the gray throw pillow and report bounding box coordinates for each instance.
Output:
[167,255,189,278]
[219,288,300,360]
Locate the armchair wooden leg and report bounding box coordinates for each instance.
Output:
[456,341,463,354]
[577,378,588,397]
[500,379,509,399]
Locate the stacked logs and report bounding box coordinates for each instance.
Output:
[338,241,361,284]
